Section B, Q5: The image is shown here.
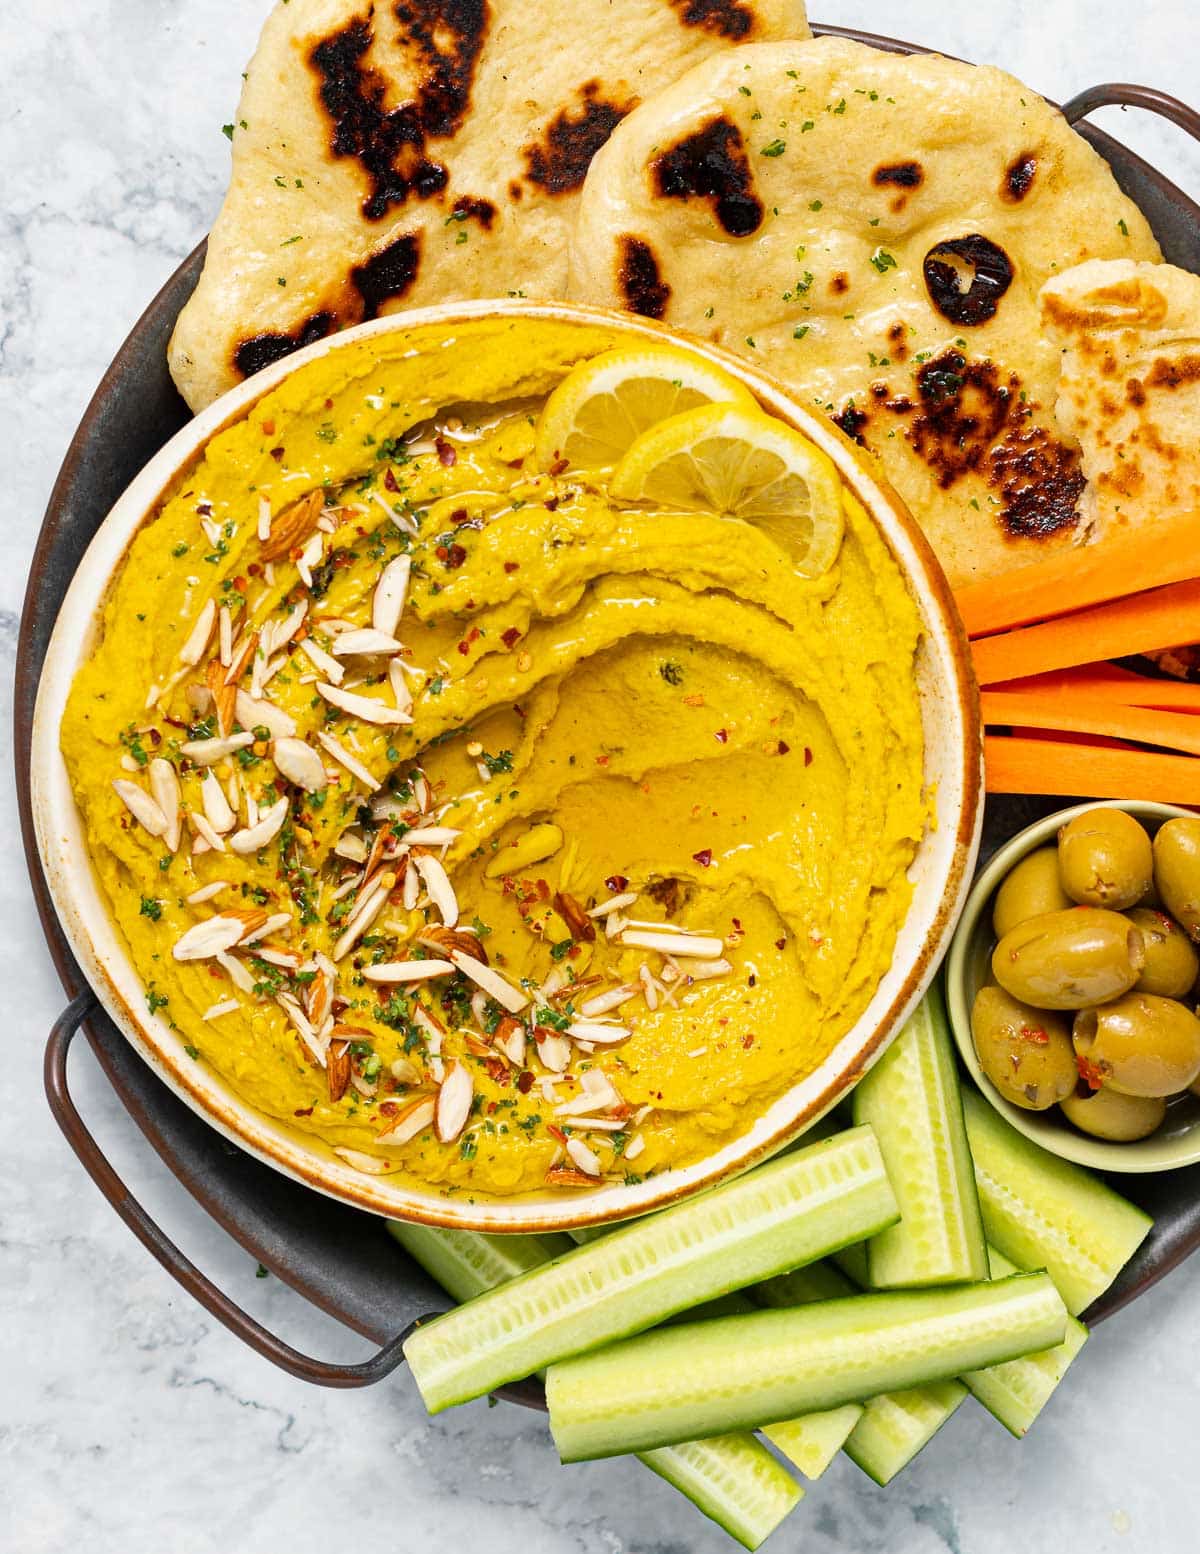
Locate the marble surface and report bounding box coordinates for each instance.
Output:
[3,2,1200,1550]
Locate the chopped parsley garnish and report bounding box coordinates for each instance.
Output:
[139,896,163,922]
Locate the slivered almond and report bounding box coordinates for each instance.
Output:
[403,826,460,846]
[554,891,596,942]
[494,1015,526,1067]
[235,690,295,739]
[435,1060,473,1143]
[218,605,233,667]
[333,1146,402,1175]
[331,874,392,960]
[578,984,639,1019]
[201,770,236,834]
[327,1040,351,1104]
[624,1135,646,1161]
[216,951,256,992]
[239,910,290,944]
[587,891,638,918]
[375,1094,436,1145]
[173,914,253,962]
[306,967,334,1030]
[448,950,528,1013]
[298,637,344,684]
[202,999,240,1021]
[414,853,458,928]
[229,796,290,854]
[545,1165,599,1189]
[266,600,308,656]
[278,992,327,1067]
[415,925,487,963]
[296,531,325,587]
[260,488,323,563]
[206,658,237,736]
[373,555,411,637]
[566,1020,633,1046]
[332,628,402,657]
[190,811,225,853]
[535,1030,571,1072]
[223,630,259,687]
[147,758,181,852]
[317,681,412,726]
[186,880,229,905]
[619,929,725,958]
[180,732,254,764]
[178,599,217,667]
[361,959,455,984]
[113,779,168,837]
[390,1055,422,1085]
[389,657,413,716]
[315,730,380,791]
[565,1137,602,1176]
[273,737,328,792]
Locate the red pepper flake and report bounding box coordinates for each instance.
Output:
[605,875,629,893]
[1020,1025,1050,1046]
[1076,1053,1106,1090]
[383,466,399,492]
[378,1100,400,1117]
[435,436,457,467]
[742,1033,755,1049]
[596,754,610,766]
[501,626,522,648]
[775,937,786,950]
[777,740,790,755]
[803,748,813,766]
[547,1123,568,1146]
[693,848,713,867]
[261,419,275,436]
[544,495,561,511]
[294,1106,314,1117]
[547,455,569,477]
[443,543,467,569]
[232,576,247,593]
[195,501,213,516]
[247,562,262,576]
[457,639,471,656]
[715,728,729,744]
[270,446,285,461]
[503,560,520,574]
[517,1070,534,1093]
[324,398,334,410]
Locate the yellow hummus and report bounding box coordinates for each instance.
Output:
[62,317,927,1198]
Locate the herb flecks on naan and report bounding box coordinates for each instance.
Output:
[569,37,1160,587]
[168,0,811,411]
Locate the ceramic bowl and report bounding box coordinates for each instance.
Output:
[946,799,1200,1172]
[31,299,982,1230]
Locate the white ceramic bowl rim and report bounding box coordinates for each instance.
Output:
[32,299,982,1231]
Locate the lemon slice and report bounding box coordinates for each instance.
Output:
[610,402,845,577]
[534,345,756,473]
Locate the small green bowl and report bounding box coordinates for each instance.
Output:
[946,799,1200,1173]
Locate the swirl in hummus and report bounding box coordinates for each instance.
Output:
[62,317,927,1198]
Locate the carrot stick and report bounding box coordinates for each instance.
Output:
[981,692,1200,756]
[954,511,1200,636]
[989,666,1200,711]
[972,579,1200,686]
[984,735,1200,804]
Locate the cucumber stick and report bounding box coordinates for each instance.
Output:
[962,1089,1152,1316]
[844,1383,969,1485]
[757,1262,963,1483]
[388,1222,801,1551]
[404,1125,898,1412]
[546,1273,1068,1461]
[638,1436,802,1549]
[853,985,989,1287]
[961,1248,1088,1437]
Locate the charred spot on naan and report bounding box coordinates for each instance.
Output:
[524,81,637,195]
[668,0,758,40]
[234,312,338,380]
[1042,275,1171,332]
[308,3,488,222]
[652,117,763,237]
[618,236,672,318]
[1003,152,1038,203]
[452,194,497,227]
[872,159,923,213]
[1146,353,1200,389]
[850,348,1085,541]
[923,236,1015,327]
[351,231,424,318]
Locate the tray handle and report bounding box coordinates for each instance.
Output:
[45,993,415,1388]
[1061,81,1200,142]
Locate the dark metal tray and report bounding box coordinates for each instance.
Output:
[16,26,1200,1401]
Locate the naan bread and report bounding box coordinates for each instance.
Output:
[1040,259,1200,529]
[568,36,1160,586]
[169,0,810,411]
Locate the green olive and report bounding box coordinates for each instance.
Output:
[970,986,1076,1109]
[992,846,1072,939]
[1057,807,1153,910]
[1060,1084,1166,1142]
[992,908,1145,1010]
[1073,992,1200,1096]
[1127,907,1200,997]
[1153,817,1200,942]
